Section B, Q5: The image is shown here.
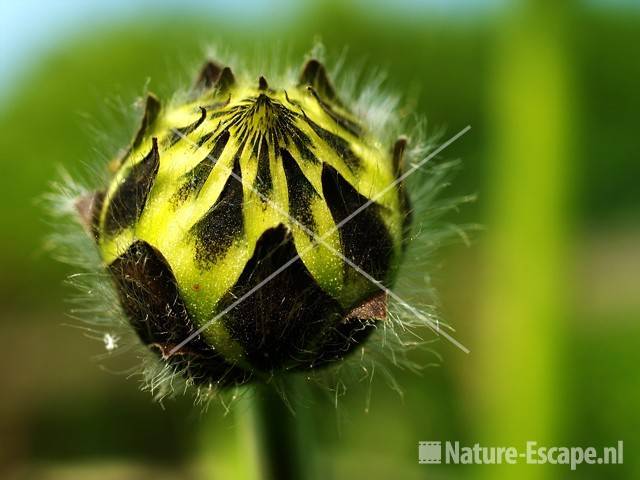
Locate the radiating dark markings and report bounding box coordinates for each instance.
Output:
[109,240,249,386]
[308,86,362,138]
[303,116,361,171]
[281,148,319,235]
[218,225,343,371]
[210,109,229,120]
[196,131,214,148]
[165,106,207,147]
[212,94,311,157]
[290,126,318,164]
[250,132,260,158]
[174,130,230,203]
[191,147,245,267]
[254,135,272,197]
[321,163,393,282]
[104,139,160,236]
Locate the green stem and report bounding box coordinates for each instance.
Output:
[199,377,314,480]
[248,380,308,480]
[476,1,573,479]
[237,378,314,480]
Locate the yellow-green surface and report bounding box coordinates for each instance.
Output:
[97,77,403,359]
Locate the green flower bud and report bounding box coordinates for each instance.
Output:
[82,58,411,386]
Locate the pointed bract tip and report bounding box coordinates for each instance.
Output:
[194,60,223,90]
[112,93,161,171]
[392,136,408,174]
[216,67,236,93]
[132,94,161,148]
[298,59,339,104]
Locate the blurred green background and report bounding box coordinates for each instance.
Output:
[1,1,638,479]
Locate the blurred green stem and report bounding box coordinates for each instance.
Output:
[199,377,313,480]
[477,1,573,479]
[247,380,308,480]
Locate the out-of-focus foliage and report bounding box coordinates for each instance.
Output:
[0,2,638,479]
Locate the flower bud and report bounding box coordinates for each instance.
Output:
[85,58,410,386]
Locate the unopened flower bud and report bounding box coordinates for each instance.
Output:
[81,58,411,386]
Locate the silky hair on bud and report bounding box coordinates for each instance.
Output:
[45,45,470,409]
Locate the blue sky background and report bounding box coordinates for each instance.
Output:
[0,0,636,102]
[0,0,506,101]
